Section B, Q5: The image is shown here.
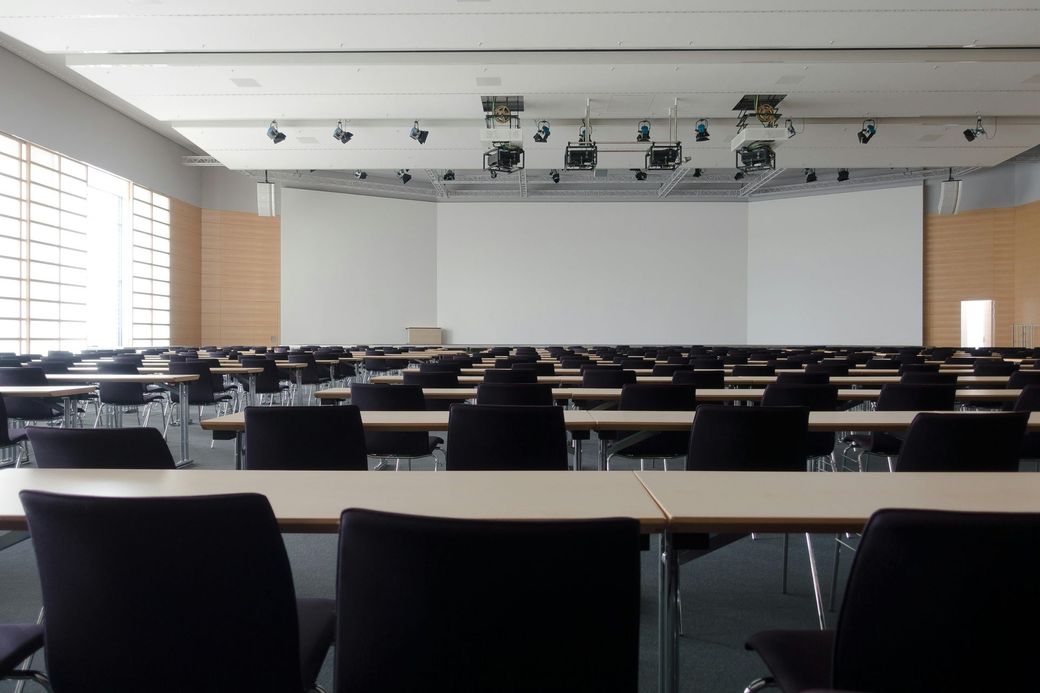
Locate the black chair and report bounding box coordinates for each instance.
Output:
[335,508,639,693]
[606,384,696,470]
[21,491,334,693]
[692,357,725,369]
[0,397,29,468]
[0,624,46,689]
[732,365,776,376]
[239,356,292,405]
[895,412,1028,472]
[93,362,165,428]
[401,371,463,411]
[1008,370,1040,390]
[417,362,463,374]
[747,509,1040,693]
[899,371,959,385]
[244,406,367,470]
[482,368,537,384]
[762,384,840,467]
[349,383,442,470]
[1014,385,1040,460]
[672,370,725,389]
[973,360,1018,376]
[776,372,831,385]
[445,404,567,471]
[0,367,64,424]
[475,383,555,406]
[167,361,235,435]
[899,362,940,374]
[841,383,956,472]
[26,426,175,469]
[684,405,825,628]
[863,358,898,369]
[651,364,689,377]
[806,363,849,377]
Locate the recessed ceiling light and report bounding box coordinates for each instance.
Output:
[917,133,943,142]
[296,136,319,144]
[775,75,806,85]
[230,78,261,88]
[475,77,501,87]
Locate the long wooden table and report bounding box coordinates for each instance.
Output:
[371,374,1013,387]
[0,385,98,429]
[636,470,1040,693]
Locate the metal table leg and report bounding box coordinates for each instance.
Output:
[659,530,678,693]
[599,438,608,471]
[176,381,192,467]
[62,396,74,428]
[574,438,583,471]
[247,373,257,408]
[294,370,303,405]
[235,432,243,471]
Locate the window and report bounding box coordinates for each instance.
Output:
[0,129,172,353]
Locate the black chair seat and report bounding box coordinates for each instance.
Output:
[0,623,44,673]
[296,597,335,689]
[745,629,833,693]
[4,427,26,445]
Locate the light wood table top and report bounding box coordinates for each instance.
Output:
[316,387,476,401]
[0,385,96,398]
[0,469,668,532]
[200,409,598,433]
[45,373,199,384]
[589,409,1040,432]
[636,471,1040,533]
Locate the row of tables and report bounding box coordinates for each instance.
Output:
[0,466,1035,693]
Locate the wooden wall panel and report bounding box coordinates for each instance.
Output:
[200,210,280,346]
[923,207,1016,346]
[1014,200,1040,328]
[169,198,202,347]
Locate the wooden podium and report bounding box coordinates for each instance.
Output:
[406,327,443,345]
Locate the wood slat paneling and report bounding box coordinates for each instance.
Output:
[169,198,202,347]
[200,210,280,346]
[925,200,1040,347]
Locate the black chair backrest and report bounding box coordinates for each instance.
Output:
[761,383,838,411]
[651,364,689,377]
[894,412,1028,472]
[401,371,460,388]
[26,427,175,469]
[687,405,809,471]
[335,508,640,692]
[876,383,956,411]
[0,367,45,386]
[805,362,850,376]
[581,369,637,388]
[775,372,830,385]
[672,370,724,389]
[833,509,1040,692]
[445,404,567,470]
[618,383,695,411]
[692,357,725,369]
[244,405,367,470]
[169,361,218,403]
[1013,385,1040,412]
[21,491,304,693]
[731,365,775,376]
[349,383,431,457]
[482,368,538,384]
[417,362,463,374]
[899,371,959,385]
[1008,370,1040,389]
[974,361,1018,376]
[0,367,61,420]
[865,358,899,369]
[475,383,555,406]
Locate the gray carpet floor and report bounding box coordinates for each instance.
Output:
[0,410,854,693]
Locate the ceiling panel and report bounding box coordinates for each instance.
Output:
[2,2,1038,52]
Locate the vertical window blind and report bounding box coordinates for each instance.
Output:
[0,129,171,354]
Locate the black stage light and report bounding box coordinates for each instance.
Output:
[734,170,745,180]
[857,119,876,144]
[266,120,286,144]
[694,119,710,142]
[354,170,367,180]
[805,168,817,183]
[397,169,412,184]
[634,169,648,181]
[837,168,850,182]
[442,170,455,181]
[333,121,353,144]
[549,169,560,184]
[636,119,651,143]
[533,120,551,143]
[409,120,429,144]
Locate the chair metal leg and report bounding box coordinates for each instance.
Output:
[92,404,103,429]
[805,533,826,629]
[886,455,895,472]
[744,677,778,692]
[829,533,842,611]
[781,533,789,594]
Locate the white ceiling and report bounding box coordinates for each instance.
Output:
[1,1,1038,176]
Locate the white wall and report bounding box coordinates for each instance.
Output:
[436,203,748,344]
[747,185,923,345]
[0,47,201,205]
[280,188,437,344]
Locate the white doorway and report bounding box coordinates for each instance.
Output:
[960,299,994,349]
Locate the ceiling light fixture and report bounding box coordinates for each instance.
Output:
[533,120,551,143]
[837,168,850,182]
[694,119,710,142]
[786,119,797,138]
[549,169,560,184]
[409,120,429,145]
[636,119,651,143]
[692,168,702,178]
[266,120,286,144]
[634,169,648,181]
[734,170,745,181]
[442,170,455,181]
[804,168,817,183]
[857,119,877,144]
[354,170,367,180]
[396,169,412,184]
[332,120,353,144]
[963,115,986,142]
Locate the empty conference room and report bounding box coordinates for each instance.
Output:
[0,4,1039,692]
